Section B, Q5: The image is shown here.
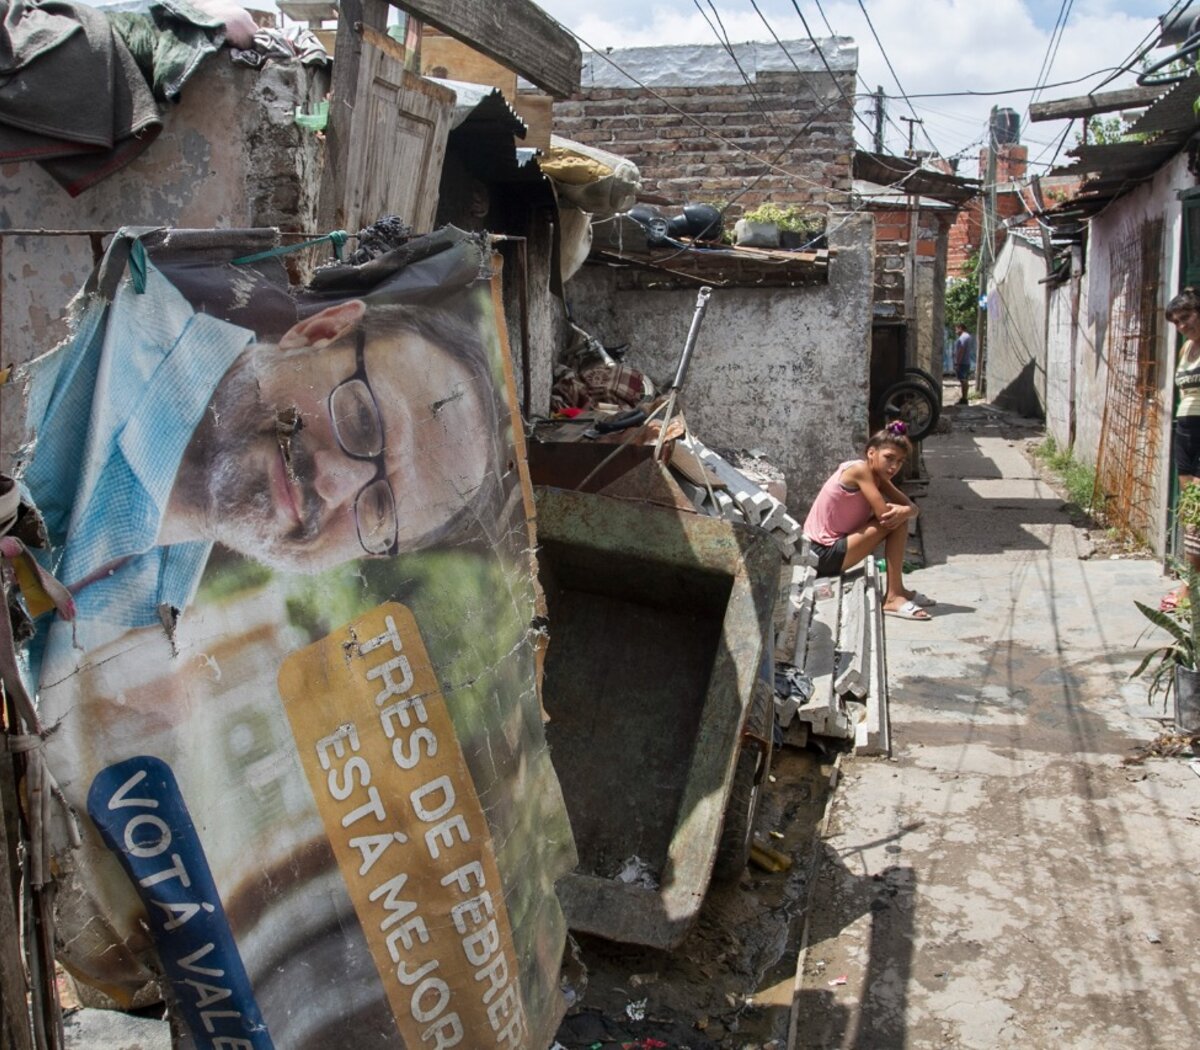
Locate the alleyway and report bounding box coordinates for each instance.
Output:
[794,402,1200,1049]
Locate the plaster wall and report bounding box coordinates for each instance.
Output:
[988,234,1047,418]
[1045,261,1082,451]
[0,58,327,469]
[564,213,874,514]
[1042,151,1191,554]
[911,217,949,380]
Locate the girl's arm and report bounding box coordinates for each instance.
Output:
[879,475,918,513]
[842,461,891,519]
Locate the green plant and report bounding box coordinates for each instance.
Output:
[1032,436,1097,513]
[1177,481,1200,531]
[741,202,823,236]
[1132,568,1200,705]
[944,251,980,331]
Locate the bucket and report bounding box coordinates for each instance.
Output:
[1174,664,1200,733]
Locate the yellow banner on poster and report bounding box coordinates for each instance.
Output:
[278,603,527,1049]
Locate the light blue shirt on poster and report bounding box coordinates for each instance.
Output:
[23,257,253,679]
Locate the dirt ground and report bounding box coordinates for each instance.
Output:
[552,748,837,1050]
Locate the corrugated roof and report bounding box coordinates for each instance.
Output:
[426,78,527,136]
[1127,70,1200,136]
[851,151,979,204]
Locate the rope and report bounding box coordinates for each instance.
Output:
[231,229,349,266]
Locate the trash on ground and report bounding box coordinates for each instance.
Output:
[614,854,660,889]
[625,998,648,1021]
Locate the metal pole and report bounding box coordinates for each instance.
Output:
[975,112,998,398]
[654,286,714,461]
[873,86,885,153]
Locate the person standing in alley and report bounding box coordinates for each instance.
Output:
[953,323,975,405]
[1162,288,1200,610]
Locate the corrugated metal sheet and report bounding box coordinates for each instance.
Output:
[852,150,980,203]
[1127,71,1200,135]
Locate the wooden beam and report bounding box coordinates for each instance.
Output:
[316,0,390,232]
[1029,84,1165,123]
[389,0,581,98]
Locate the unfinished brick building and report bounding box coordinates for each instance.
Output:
[553,40,856,218]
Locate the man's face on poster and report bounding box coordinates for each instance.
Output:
[186,299,493,574]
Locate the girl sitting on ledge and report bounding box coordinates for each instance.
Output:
[802,421,934,621]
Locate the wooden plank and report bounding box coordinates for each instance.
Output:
[1028,84,1165,123]
[834,569,868,700]
[316,0,390,232]
[0,728,34,1050]
[342,29,456,235]
[389,0,581,98]
[278,0,337,23]
[855,556,891,756]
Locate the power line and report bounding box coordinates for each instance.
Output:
[759,0,876,140]
[899,68,1128,99]
[694,0,785,132]
[564,27,856,197]
[812,0,836,38]
[1028,0,1074,110]
[1094,0,1189,90]
[854,0,941,156]
[1021,0,1075,146]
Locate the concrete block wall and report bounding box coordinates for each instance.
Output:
[565,213,875,514]
[553,71,855,215]
[0,57,329,470]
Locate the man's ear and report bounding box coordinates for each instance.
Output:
[278,299,367,351]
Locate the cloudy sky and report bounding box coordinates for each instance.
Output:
[533,0,1187,175]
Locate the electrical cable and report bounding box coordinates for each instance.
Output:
[1027,0,1074,113]
[563,26,856,197]
[1094,0,1189,90]
[694,0,785,131]
[812,0,836,38]
[899,68,1129,99]
[854,0,941,156]
[749,0,876,140]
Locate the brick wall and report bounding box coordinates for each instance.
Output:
[947,190,1033,277]
[553,70,855,216]
[871,206,949,316]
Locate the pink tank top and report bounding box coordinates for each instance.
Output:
[803,460,871,546]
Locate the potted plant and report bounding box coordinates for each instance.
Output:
[734,203,825,250]
[1133,483,1200,732]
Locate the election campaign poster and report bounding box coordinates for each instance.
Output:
[17,225,576,1049]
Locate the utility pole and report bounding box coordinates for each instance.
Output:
[975,110,999,398]
[899,115,923,157]
[870,85,885,153]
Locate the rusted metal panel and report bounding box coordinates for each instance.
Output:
[535,487,779,949]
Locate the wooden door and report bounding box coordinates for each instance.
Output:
[342,29,455,236]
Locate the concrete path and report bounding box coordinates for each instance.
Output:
[795,403,1200,1049]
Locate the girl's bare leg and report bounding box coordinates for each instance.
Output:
[880,521,910,609]
[841,520,914,612]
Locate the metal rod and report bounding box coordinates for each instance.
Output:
[572,398,672,492]
[670,285,713,391]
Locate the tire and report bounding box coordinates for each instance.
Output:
[904,366,942,403]
[711,677,775,884]
[879,378,940,441]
